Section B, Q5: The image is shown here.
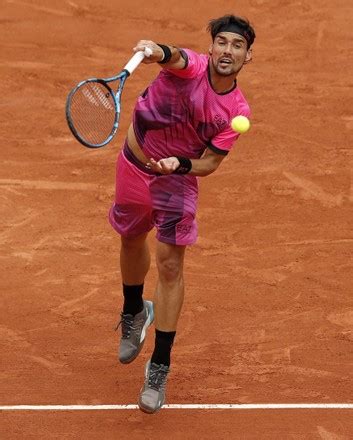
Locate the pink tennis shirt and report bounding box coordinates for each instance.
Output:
[133,48,250,160]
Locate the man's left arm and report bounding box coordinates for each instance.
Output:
[189,148,226,176]
[147,148,227,177]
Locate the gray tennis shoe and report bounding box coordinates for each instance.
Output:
[138,360,170,414]
[117,300,154,364]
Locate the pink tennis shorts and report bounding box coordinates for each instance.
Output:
[109,143,198,246]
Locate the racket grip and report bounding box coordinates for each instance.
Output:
[124,48,152,75]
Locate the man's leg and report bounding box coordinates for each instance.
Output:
[120,233,150,315]
[138,241,186,413]
[154,241,185,331]
[120,233,150,286]
[118,233,154,364]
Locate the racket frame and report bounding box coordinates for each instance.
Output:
[66,72,128,148]
[66,49,151,148]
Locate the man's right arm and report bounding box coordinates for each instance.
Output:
[133,40,187,70]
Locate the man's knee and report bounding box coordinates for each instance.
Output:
[156,244,185,283]
[121,233,148,251]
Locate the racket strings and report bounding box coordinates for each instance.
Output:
[69,82,117,145]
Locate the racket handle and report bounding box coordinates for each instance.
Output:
[124,48,152,75]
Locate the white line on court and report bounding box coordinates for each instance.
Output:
[1,404,353,411]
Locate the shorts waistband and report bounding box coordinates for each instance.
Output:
[123,141,157,176]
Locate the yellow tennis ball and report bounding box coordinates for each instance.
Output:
[231,115,250,134]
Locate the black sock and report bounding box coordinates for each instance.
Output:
[151,329,176,367]
[122,283,144,316]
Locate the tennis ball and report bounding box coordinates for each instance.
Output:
[231,115,250,134]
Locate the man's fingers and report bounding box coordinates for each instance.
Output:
[146,157,176,174]
[157,159,173,173]
[148,158,163,172]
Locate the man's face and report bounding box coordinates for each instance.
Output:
[209,32,252,77]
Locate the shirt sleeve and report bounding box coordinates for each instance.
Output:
[210,107,251,154]
[165,49,208,79]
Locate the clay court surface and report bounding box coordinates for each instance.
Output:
[1,0,353,438]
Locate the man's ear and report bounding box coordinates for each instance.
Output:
[244,48,253,64]
[208,44,213,55]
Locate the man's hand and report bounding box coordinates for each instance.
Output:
[146,157,180,174]
[132,40,186,70]
[133,40,164,64]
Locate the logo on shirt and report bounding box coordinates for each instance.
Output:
[214,114,227,130]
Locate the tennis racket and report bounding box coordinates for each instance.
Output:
[65,48,152,148]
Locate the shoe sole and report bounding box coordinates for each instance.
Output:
[138,401,162,414]
[119,301,154,364]
[138,396,165,414]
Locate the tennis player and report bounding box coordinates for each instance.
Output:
[110,14,256,414]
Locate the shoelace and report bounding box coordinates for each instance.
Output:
[115,314,134,338]
[148,364,169,391]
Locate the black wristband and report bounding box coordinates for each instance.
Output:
[157,44,172,64]
[173,156,192,174]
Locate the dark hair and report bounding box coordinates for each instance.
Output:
[207,15,256,48]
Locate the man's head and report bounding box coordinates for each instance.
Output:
[207,15,256,77]
[208,15,256,49]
